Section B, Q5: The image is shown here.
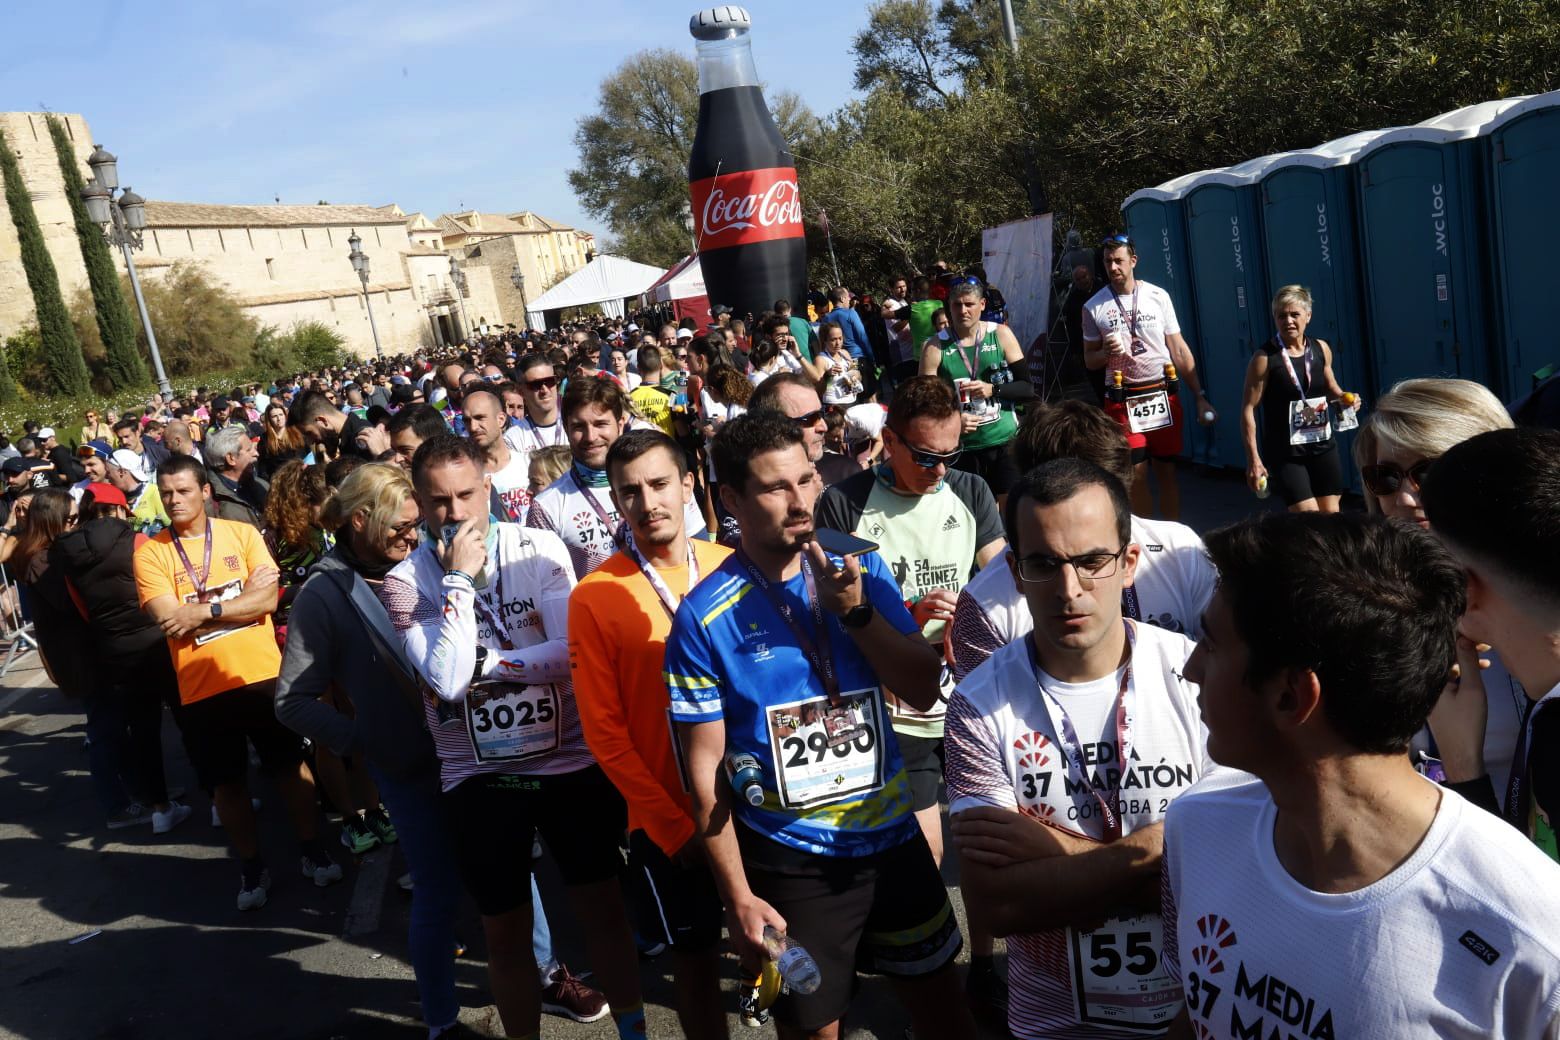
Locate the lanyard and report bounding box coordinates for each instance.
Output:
[735,549,841,706]
[466,549,515,651]
[624,533,698,622]
[1504,695,1557,829]
[528,416,565,447]
[953,321,986,381]
[1109,284,1141,342]
[1121,586,1142,622]
[570,469,621,549]
[1276,338,1313,397]
[1025,622,1137,842]
[172,519,215,598]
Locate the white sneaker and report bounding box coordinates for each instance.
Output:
[237,868,272,911]
[301,853,344,887]
[152,802,192,834]
[210,797,263,828]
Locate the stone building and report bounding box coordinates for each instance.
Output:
[0,110,591,358]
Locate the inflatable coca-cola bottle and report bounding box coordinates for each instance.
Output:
[688,6,807,324]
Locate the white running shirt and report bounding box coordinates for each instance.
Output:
[504,416,567,459]
[949,515,1215,682]
[945,622,1210,1038]
[1082,280,1182,384]
[488,449,532,523]
[526,469,707,580]
[1163,771,1560,1039]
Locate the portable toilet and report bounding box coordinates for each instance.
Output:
[1179,156,1283,468]
[1353,98,1528,399]
[1122,170,1206,365]
[1485,90,1560,398]
[1256,131,1389,491]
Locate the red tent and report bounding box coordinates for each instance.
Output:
[647,254,711,325]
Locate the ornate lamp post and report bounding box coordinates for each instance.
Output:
[509,263,530,331]
[81,144,173,396]
[448,255,471,344]
[680,199,697,253]
[346,230,383,358]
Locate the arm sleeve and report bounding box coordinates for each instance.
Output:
[994,363,1035,403]
[570,588,696,856]
[664,599,725,723]
[944,690,1018,813]
[380,569,479,703]
[274,583,359,756]
[484,538,575,687]
[948,587,1006,683]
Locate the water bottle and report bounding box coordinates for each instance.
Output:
[762,925,821,994]
[725,753,764,806]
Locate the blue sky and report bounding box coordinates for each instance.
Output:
[1,0,867,239]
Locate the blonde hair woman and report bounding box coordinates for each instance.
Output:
[1354,377,1524,806]
[1240,285,1357,512]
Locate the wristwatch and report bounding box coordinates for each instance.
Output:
[472,645,488,682]
[209,601,223,620]
[839,602,875,630]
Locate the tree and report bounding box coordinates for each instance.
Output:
[45,116,147,391]
[0,129,92,396]
[117,261,262,377]
[568,49,817,267]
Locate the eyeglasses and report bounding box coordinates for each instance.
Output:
[1360,457,1437,497]
[891,429,962,469]
[389,517,421,541]
[1014,546,1127,584]
[524,377,558,392]
[674,352,689,361]
[788,408,826,429]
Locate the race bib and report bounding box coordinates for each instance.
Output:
[465,680,560,763]
[766,689,886,809]
[1126,391,1172,433]
[184,578,260,646]
[1334,400,1361,432]
[1069,912,1183,1030]
[955,378,998,425]
[1288,396,1333,445]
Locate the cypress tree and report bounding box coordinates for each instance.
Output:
[46,116,145,389]
[0,340,18,405]
[0,128,92,397]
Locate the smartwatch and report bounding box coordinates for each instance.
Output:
[209,601,223,620]
[839,602,874,630]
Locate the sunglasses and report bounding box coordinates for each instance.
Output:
[1361,457,1437,497]
[1101,233,1133,248]
[789,408,826,429]
[893,431,962,470]
[389,516,421,540]
[525,377,558,392]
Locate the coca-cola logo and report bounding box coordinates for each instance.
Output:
[690,166,804,248]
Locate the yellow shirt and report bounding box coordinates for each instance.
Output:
[133,517,281,704]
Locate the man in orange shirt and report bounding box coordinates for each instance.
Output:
[569,429,730,1040]
[134,454,340,911]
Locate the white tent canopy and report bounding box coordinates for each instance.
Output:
[525,254,667,325]
[650,254,707,302]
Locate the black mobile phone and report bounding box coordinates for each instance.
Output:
[441,522,462,548]
[814,528,879,559]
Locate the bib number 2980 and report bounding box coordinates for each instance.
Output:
[767,689,886,809]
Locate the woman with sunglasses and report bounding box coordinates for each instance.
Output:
[1240,285,1358,513]
[1354,377,1525,803]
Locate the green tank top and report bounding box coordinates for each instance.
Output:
[936,324,1018,451]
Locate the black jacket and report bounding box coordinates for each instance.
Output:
[50,517,165,661]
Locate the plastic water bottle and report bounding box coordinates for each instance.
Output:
[762,925,822,994]
[1254,474,1270,500]
[725,753,764,806]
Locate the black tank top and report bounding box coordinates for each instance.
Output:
[1259,337,1333,459]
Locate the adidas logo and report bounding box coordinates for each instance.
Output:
[942,515,961,531]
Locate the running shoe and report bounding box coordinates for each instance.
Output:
[301,851,344,887]
[339,815,379,855]
[237,867,272,911]
[152,802,192,834]
[540,964,608,1023]
[107,803,150,829]
[365,807,398,845]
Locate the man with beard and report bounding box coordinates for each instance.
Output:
[287,390,389,461]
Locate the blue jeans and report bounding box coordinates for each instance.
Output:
[369,765,559,1029]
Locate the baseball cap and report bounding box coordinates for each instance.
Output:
[109,449,143,473]
[1,457,33,477]
[844,403,887,444]
[77,439,113,461]
[81,482,128,509]
[210,396,230,411]
[38,427,56,441]
[675,328,694,340]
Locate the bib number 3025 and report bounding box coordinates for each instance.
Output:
[1126,391,1173,433]
[466,680,560,762]
[1068,913,1182,1030]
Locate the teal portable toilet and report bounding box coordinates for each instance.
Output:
[1180,157,1283,468]
[1354,98,1528,398]
[1122,170,1205,365]
[1485,90,1560,398]
[1256,131,1388,491]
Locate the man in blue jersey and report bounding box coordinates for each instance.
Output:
[666,412,976,1040]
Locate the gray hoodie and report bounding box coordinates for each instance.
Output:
[274,547,438,781]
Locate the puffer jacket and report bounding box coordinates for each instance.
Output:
[50,516,164,661]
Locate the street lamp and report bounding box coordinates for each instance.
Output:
[680,200,696,254]
[347,229,384,358]
[448,255,472,344]
[509,263,530,331]
[82,144,172,396]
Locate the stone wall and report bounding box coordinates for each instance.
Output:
[0,112,94,338]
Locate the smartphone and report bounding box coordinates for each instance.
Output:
[814,528,879,559]
[441,522,462,548]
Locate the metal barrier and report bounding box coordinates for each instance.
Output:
[0,562,38,678]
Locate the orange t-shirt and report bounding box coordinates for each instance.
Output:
[568,538,731,857]
[133,517,281,705]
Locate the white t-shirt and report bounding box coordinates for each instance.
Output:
[1409,648,1526,797]
[1163,771,1560,1039]
[948,515,1215,682]
[488,448,532,523]
[526,468,707,580]
[945,622,1209,1038]
[504,416,567,459]
[822,352,861,405]
[1082,280,1182,384]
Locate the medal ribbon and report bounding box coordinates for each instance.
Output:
[172,518,215,599]
[624,532,699,622]
[570,468,622,551]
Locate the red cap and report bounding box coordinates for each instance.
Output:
[82,482,128,510]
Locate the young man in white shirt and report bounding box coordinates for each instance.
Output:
[949,401,1216,683]
[506,354,568,457]
[946,458,1209,1039]
[1164,512,1560,1038]
[462,386,531,522]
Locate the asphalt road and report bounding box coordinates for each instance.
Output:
[0,464,1276,1039]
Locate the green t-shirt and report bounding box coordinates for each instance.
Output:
[935,324,1019,452]
[788,316,816,362]
[908,300,944,362]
